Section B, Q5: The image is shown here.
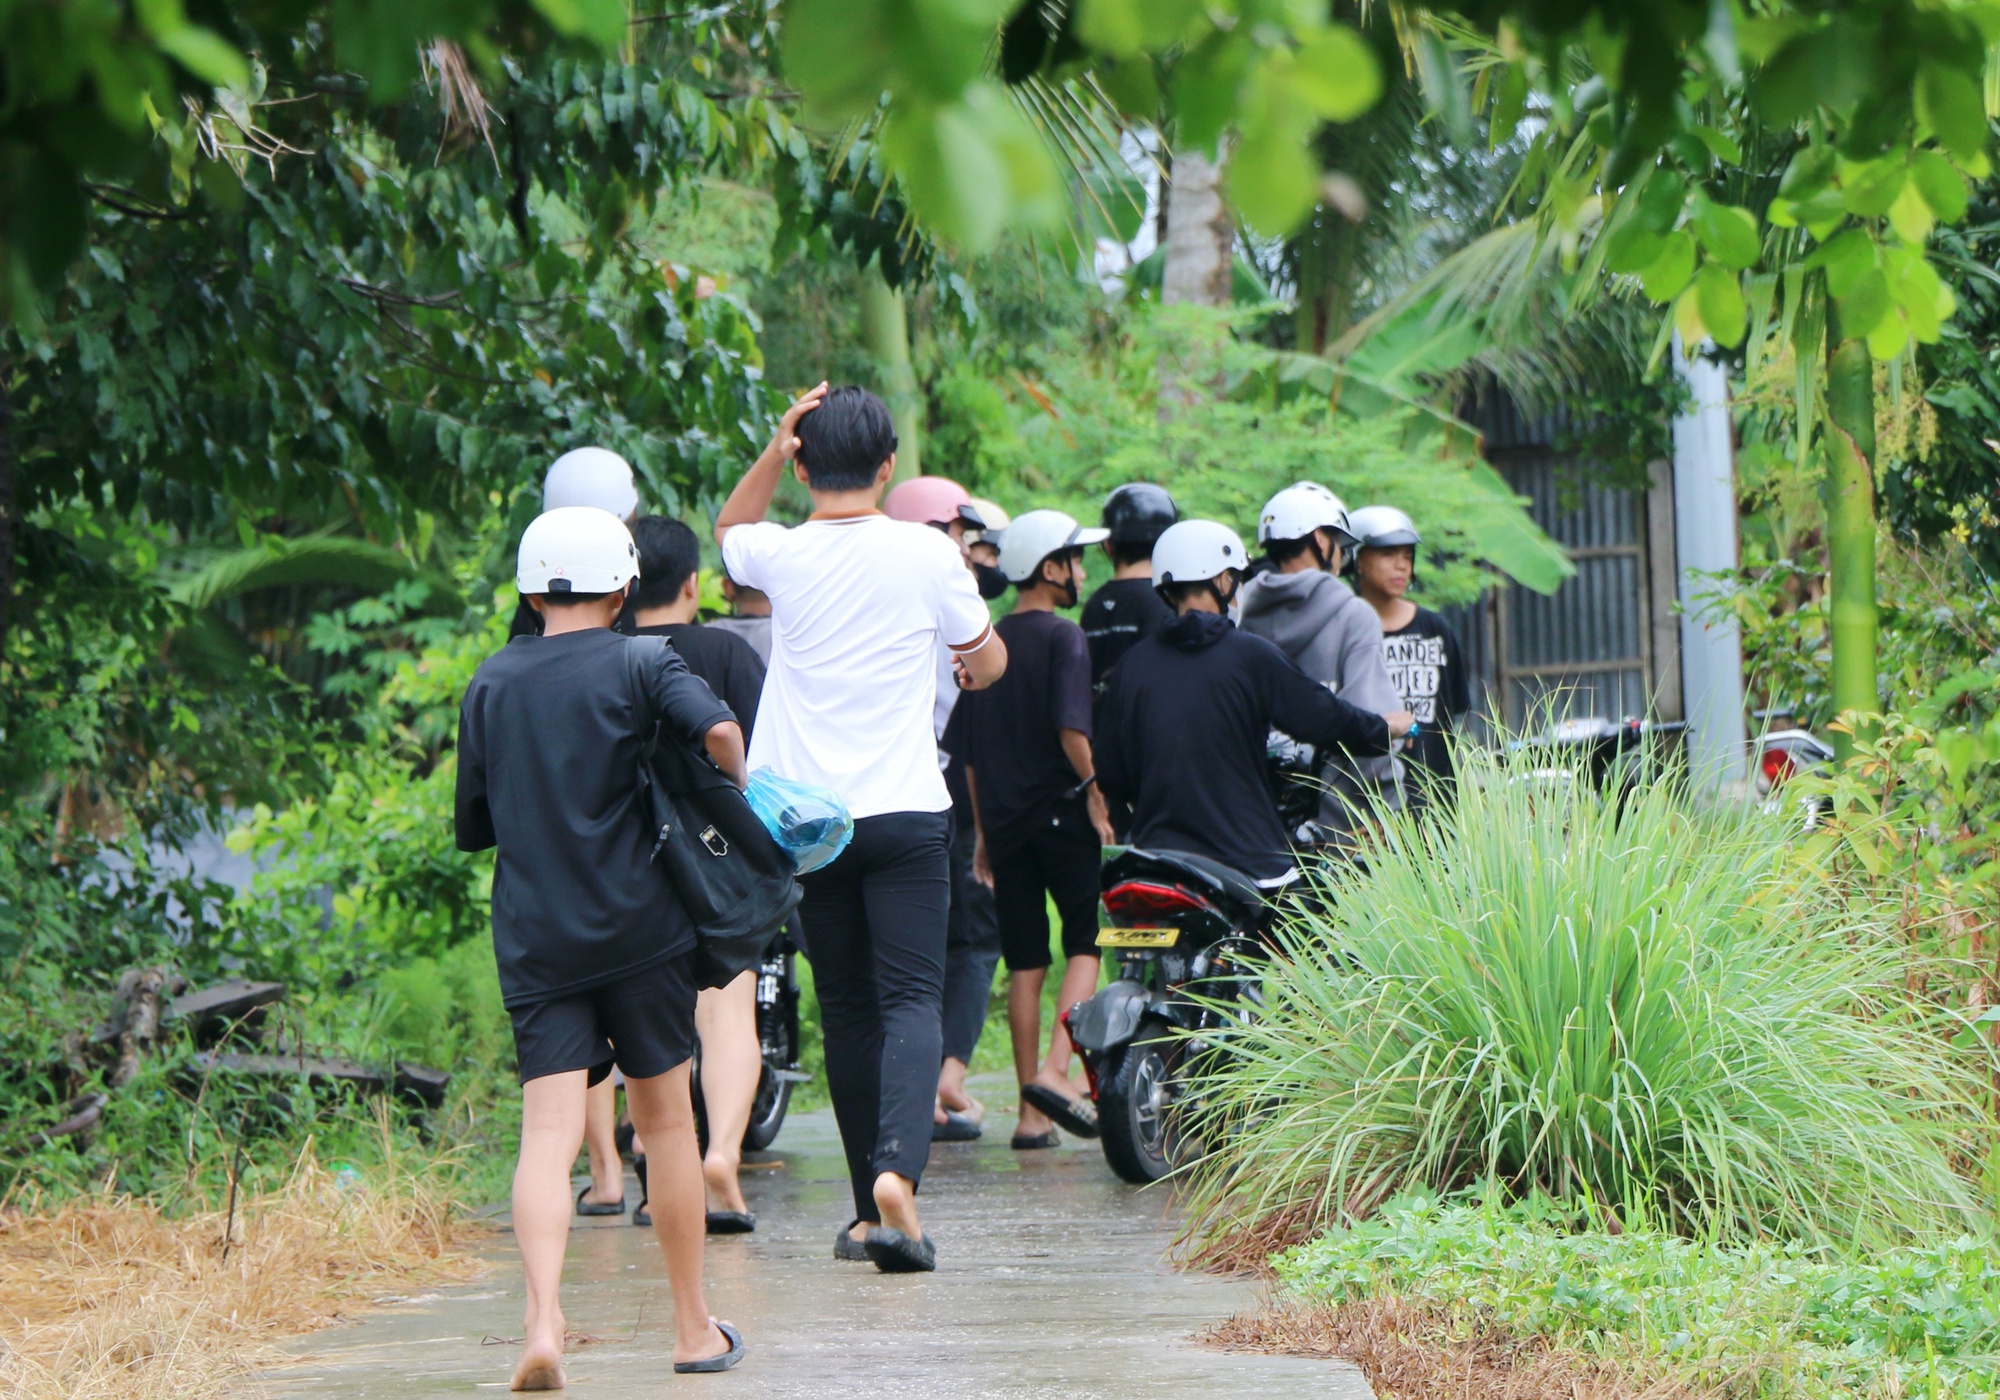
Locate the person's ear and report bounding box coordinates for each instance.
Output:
[527,593,547,615]
[875,456,896,488]
[793,459,811,486]
[679,573,700,603]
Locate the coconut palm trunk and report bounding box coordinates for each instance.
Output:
[1161,146,1233,307]
[859,263,921,482]
[1822,307,1878,759]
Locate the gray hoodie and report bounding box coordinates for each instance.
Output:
[1238,568,1403,822]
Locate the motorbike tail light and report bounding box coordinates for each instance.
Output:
[1759,745,1797,791]
[1103,880,1209,920]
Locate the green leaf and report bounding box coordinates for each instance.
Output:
[1229,118,1319,234]
[1692,198,1760,269]
[1887,181,1934,245]
[1693,127,1743,164]
[1811,227,1877,298]
[1835,267,1891,339]
[1172,33,1253,156]
[1779,144,1838,201]
[780,0,892,120]
[1636,168,1686,233]
[1866,311,1908,359]
[1075,0,1145,58]
[1490,63,1527,149]
[528,0,626,51]
[153,25,251,89]
[1917,63,1989,161]
[1291,26,1382,123]
[1638,229,1697,302]
[1603,222,1665,275]
[883,97,1009,251]
[1674,285,1708,346]
[1909,150,1970,224]
[1838,158,1906,218]
[1461,462,1575,594]
[1696,264,1747,347]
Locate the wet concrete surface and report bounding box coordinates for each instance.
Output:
[257,1088,1371,1397]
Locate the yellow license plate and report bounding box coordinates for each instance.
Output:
[1097,926,1179,949]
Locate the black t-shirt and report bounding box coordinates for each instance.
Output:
[1382,606,1469,793]
[959,610,1095,853]
[1081,576,1173,687]
[1096,611,1391,882]
[455,629,735,1007]
[632,622,764,743]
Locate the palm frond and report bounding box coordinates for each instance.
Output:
[166,536,425,612]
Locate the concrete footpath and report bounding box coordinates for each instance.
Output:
[255,1097,1372,1398]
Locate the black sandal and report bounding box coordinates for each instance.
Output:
[1020,1082,1100,1139]
[1010,1129,1061,1151]
[931,1110,982,1142]
[834,1220,871,1261]
[674,1320,746,1374]
[705,1210,756,1234]
[863,1225,937,1273]
[575,1187,626,1217]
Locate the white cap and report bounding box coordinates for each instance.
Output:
[996,509,1110,583]
[543,447,639,520]
[1258,482,1354,547]
[1347,504,1421,549]
[517,507,641,595]
[1151,519,1250,588]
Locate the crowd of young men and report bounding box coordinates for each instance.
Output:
[455,383,1467,1389]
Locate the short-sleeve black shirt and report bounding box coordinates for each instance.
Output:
[455,629,735,1007]
[1382,606,1470,793]
[959,610,1094,853]
[632,622,765,743]
[1081,576,1173,687]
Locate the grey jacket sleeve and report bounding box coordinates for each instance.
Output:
[1328,596,1405,795]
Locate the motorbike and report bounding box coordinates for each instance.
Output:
[1752,709,1834,826]
[1516,715,1688,797]
[1066,847,1274,1184]
[693,937,807,1153]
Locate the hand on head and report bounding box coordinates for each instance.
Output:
[774,382,829,462]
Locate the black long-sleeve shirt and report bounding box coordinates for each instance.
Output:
[456,629,735,1007]
[1095,610,1390,882]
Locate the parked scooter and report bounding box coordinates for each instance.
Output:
[1517,716,1688,796]
[1753,710,1835,826]
[1066,848,1274,1184]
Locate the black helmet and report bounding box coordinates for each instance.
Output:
[1102,483,1179,548]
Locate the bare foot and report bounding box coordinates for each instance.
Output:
[938,1086,984,1122]
[872,1172,922,1239]
[579,1182,622,1208]
[510,1337,565,1392]
[702,1154,748,1215]
[1016,1101,1055,1137]
[848,1219,873,1244]
[673,1318,735,1367]
[1030,1068,1084,1105]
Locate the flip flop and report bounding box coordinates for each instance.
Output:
[705,1210,756,1234]
[674,1320,746,1374]
[863,1226,937,1273]
[1010,1129,1061,1151]
[834,1220,871,1261]
[574,1187,626,1217]
[931,1110,982,1142]
[1020,1082,1100,1140]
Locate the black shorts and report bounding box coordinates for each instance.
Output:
[508,952,698,1086]
[991,804,1103,972]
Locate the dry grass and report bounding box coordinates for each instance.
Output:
[0,1143,484,1399]
[1205,1299,1715,1400]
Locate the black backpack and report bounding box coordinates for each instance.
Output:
[626,638,803,989]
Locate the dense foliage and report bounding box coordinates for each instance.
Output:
[1182,741,1994,1256]
[1277,1193,2000,1397]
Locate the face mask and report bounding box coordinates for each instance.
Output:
[973,561,1009,600]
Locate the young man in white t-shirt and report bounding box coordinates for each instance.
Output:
[715,384,1007,1274]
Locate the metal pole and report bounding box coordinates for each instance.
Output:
[1670,334,1748,791]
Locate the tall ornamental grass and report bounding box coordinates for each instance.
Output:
[1181,745,1995,1257]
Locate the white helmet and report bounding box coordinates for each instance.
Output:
[1347,504,1422,550]
[1151,519,1250,588]
[1258,482,1354,547]
[996,509,1109,583]
[517,507,641,595]
[543,447,639,520]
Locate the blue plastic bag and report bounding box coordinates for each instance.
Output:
[745,768,853,875]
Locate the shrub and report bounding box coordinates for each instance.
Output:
[1269,1194,2000,1397]
[1180,744,1995,1257]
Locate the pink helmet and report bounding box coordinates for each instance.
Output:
[885,476,987,530]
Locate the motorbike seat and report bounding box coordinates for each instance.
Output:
[1117,847,1269,919]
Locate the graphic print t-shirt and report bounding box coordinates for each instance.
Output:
[1381,606,1469,796]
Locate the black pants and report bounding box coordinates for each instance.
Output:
[940,813,1001,1065]
[799,810,951,1223]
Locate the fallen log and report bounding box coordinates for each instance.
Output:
[23,1093,107,1150]
[112,968,169,1087]
[189,1053,451,1108]
[164,980,286,1042]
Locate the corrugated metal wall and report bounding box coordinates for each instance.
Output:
[1456,391,1676,733]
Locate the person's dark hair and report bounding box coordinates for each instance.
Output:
[1108,539,1155,568]
[630,515,701,611]
[538,587,616,608]
[1264,533,1321,567]
[795,385,897,491]
[1157,580,1207,611]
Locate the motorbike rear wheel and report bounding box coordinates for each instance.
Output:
[1097,1017,1184,1184]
